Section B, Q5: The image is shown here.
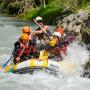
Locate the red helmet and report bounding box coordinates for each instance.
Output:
[55,27,64,35]
[22,26,31,33]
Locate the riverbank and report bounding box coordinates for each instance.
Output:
[0,0,90,25]
[18,1,90,25]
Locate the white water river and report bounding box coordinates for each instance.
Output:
[0,15,90,90]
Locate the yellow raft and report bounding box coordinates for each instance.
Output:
[4,50,77,75]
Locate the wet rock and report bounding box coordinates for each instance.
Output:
[57,9,90,78]
[57,9,90,43]
[83,60,90,78]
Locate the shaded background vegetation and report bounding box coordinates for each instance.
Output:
[0,0,90,24]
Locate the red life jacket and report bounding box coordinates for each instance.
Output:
[60,45,67,55]
[17,42,30,56]
[67,35,76,43]
[51,43,68,56]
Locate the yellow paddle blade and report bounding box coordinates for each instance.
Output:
[49,39,56,46]
[39,50,48,60]
[4,65,13,72]
[0,66,3,71]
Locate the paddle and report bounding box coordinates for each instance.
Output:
[33,19,50,37]
[33,19,44,30]
[33,18,51,46]
[18,40,29,58]
[2,50,14,68]
[3,39,29,68]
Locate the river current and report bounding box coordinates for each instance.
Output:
[0,15,90,90]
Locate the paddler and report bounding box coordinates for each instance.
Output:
[22,26,36,45]
[55,25,66,40]
[12,34,38,64]
[34,16,51,42]
[44,31,69,60]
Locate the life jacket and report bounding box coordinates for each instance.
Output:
[60,45,67,55]
[51,41,68,56]
[30,45,36,53]
[17,42,30,56]
[36,27,44,40]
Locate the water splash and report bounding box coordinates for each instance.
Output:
[46,41,90,77]
[59,42,90,76]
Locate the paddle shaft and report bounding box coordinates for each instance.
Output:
[33,19,50,36]
[33,18,51,43]
[3,40,29,67]
[33,19,44,30]
[3,57,12,68]
[18,40,29,58]
[2,50,14,68]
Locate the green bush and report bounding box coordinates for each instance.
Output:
[8,4,20,14]
[1,2,20,15]
[25,5,63,24]
[1,3,9,14]
[25,8,40,19]
[1,0,90,24]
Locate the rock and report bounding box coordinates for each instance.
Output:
[82,30,90,44]
[57,9,90,43]
[83,60,90,78]
[67,14,75,21]
[77,10,89,21]
[57,9,90,78]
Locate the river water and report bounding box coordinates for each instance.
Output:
[0,15,90,90]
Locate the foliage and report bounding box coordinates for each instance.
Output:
[24,5,63,24]
[8,4,20,14]
[1,1,20,15]
[0,0,90,24]
[81,27,90,44]
[49,0,90,12]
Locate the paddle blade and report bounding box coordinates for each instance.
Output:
[4,65,14,72]
[2,59,10,68]
[0,66,3,71]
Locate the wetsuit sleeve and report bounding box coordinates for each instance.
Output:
[57,41,69,48]
[12,42,20,57]
[29,40,36,46]
[46,30,51,36]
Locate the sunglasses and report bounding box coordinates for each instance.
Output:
[37,20,42,23]
[25,32,30,34]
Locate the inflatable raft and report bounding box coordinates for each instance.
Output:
[4,58,77,76]
[4,58,60,74]
[4,50,77,75]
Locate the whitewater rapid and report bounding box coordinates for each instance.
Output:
[0,15,90,90]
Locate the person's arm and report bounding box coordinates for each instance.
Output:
[32,30,44,35]
[32,25,49,35]
[12,41,20,57]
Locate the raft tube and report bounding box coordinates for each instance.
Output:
[4,58,60,75]
[4,58,77,76]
